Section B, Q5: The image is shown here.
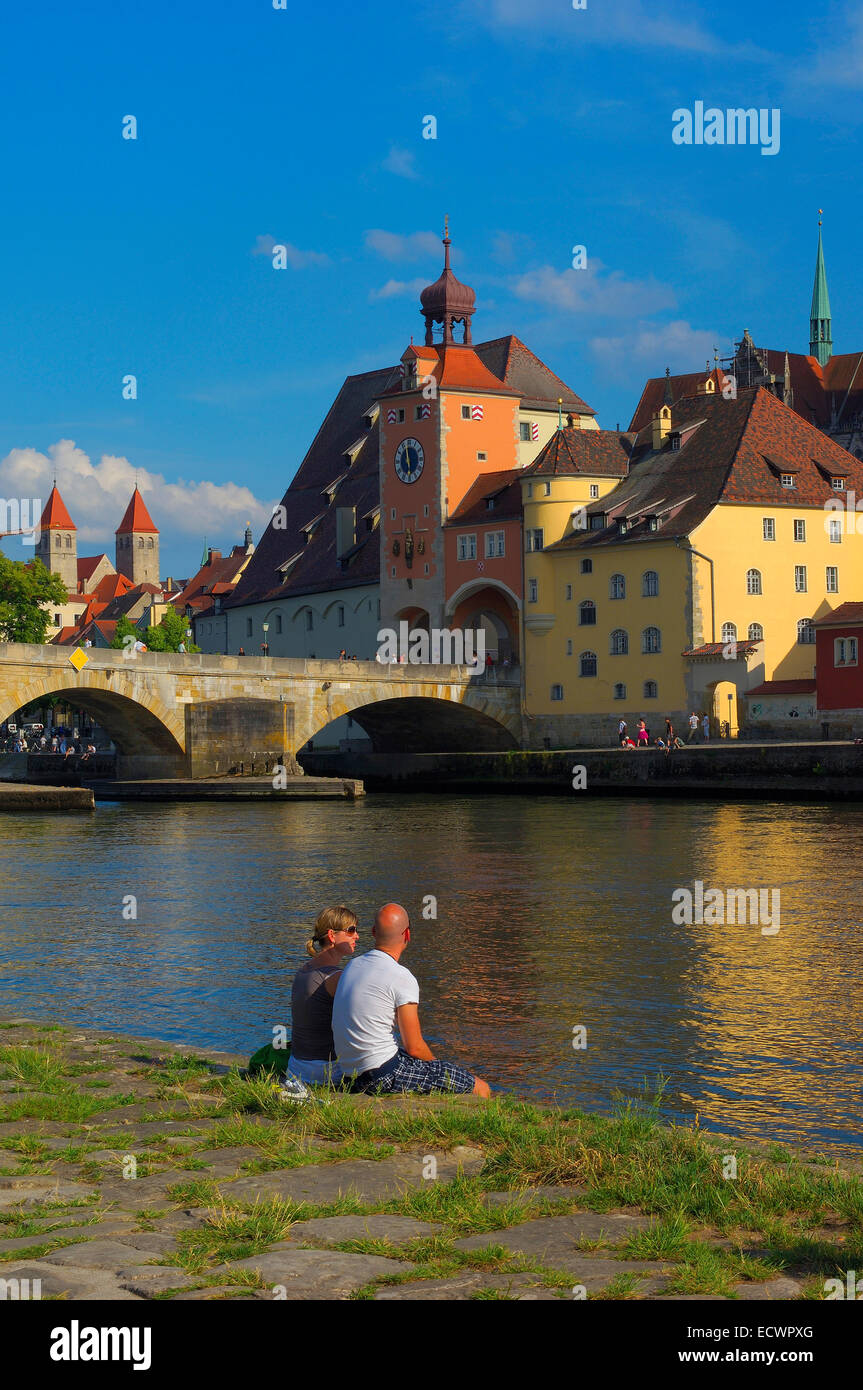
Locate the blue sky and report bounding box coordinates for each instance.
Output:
[1,0,861,575]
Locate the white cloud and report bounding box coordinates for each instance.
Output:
[0,441,273,552]
[369,278,427,301]
[364,229,443,262]
[791,6,863,89]
[251,235,329,267]
[382,146,419,179]
[590,320,720,377]
[512,260,676,319]
[460,0,769,60]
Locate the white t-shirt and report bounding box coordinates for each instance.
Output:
[331,949,420,1074]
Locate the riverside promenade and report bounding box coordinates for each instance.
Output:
[0,1019,858,1302]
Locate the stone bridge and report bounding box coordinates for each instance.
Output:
[0,643,522,778]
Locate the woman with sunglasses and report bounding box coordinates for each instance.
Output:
[285,906,359,1088]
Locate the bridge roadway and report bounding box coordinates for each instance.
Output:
[0,643,522,778]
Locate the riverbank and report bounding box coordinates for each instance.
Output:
[301,741,863,799]
[84,776,364,802]
[0,1019,859,1301]
[0,784,94,813]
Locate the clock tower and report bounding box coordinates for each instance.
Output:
[378,223,521,639]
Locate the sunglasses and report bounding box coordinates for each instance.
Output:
[338,925,358,936]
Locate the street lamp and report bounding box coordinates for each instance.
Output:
[727,690,733,738]
[261,621,270,658]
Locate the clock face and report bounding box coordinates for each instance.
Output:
[394,437,424,484]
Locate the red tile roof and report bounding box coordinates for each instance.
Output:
[475,336,594,415]
[77,555,111,583]
[116,488,158,535]
[628,371,725,433]
[682,641,761,659]
[747,679,817,696]
[445,469,523,526]
[813,602,863,627]
[523,428,633,478]
[39,485,76,532]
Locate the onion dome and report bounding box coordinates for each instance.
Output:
[420,218,476,346]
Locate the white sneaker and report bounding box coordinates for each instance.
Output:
[278,1074,311,1103]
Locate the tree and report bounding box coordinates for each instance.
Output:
[110,615,138,650]
[145,607,199,653]
[0,556,68,644]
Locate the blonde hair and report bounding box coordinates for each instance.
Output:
[306,905,358,956]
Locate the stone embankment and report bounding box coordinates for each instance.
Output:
[0,784,94,813]
[0,1019,858,1301]
[301,741,863,799]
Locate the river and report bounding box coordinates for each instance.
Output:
[1,793,860,1154]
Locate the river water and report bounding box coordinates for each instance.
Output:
[1,794,860,1154]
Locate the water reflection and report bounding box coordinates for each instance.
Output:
[0,795,860,1153]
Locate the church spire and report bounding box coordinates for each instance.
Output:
[809,211,833,366]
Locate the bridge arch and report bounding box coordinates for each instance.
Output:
[300,686,519,754]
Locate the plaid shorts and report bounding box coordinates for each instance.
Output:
[352,1049,475,1096]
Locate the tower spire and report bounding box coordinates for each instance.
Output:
[810,210,833,366]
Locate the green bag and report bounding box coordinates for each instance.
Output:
[247,1040,292,1076]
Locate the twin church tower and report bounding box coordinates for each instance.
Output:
[35,484,160,594]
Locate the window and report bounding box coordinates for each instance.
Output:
[526,528,544,552]
[551,684,564,701]
[643,680,658,699]
[424,563,429,575]
[414,405,424,420]
[543,481,551,496]
[794,565,807,593]
[579,600,596,626]
[305,609,314,632]
[276,614,283,634]
[461,405,471,420]
[763,517,775,541]
[781,474,794,488]
[748,622,763,641]
[832,477,846,491]
[746,568,762,595]
[54,613,61,625]
[613,683,627,700]
[391,566,396,577]
[835,637,858,666]
[457,533,477,561]
[826,565,839,593]
[391,508,397,520]
[246,618,253,637]
[579,651,597,677]
[423,504,429,517]
[581,559,593,574]
[589,515,605,531]
[338,605,345,627]
[609,573,626,599]
[642,570,659,597]
[721,622,737,643]
[526,483,533,498]
[519,422,532,441]
[647,516,658,532]
[485,530,505,558]
[793,519,806,542]
[797,618,815,644]
[528,578,538,603]
[610,628,629,655]
[565,639,573,655]
[477,452,487,462]
[565,584,573,600]
[829,518,842,544]
[589,484,599,499]
[642,626,661,654]
[486,497,496,510]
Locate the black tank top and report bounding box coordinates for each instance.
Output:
[291,961,341,1060]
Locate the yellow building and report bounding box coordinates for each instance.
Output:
[521,383,863,744]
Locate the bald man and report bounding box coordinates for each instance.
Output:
[331,903,491,1098]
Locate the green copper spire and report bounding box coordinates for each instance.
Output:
[200,536,209,567]
[809,212,833,366]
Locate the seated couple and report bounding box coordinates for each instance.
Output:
[286,903,491,1098]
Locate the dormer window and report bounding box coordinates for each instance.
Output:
[781,474,794,488]
[589,514,605,531]
[832,477,846,491]
[618,519,628,535]
[647,516,658,532]
[670,433,681,452]
[486,497,496,510]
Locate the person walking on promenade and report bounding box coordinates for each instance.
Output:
[636,719,649,747]
[665,717,674,744]
[702,713,710,741]
[687,712,699,743]
[332,903,491,1098]
[618,718,628,746]
[238,647,245,656]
